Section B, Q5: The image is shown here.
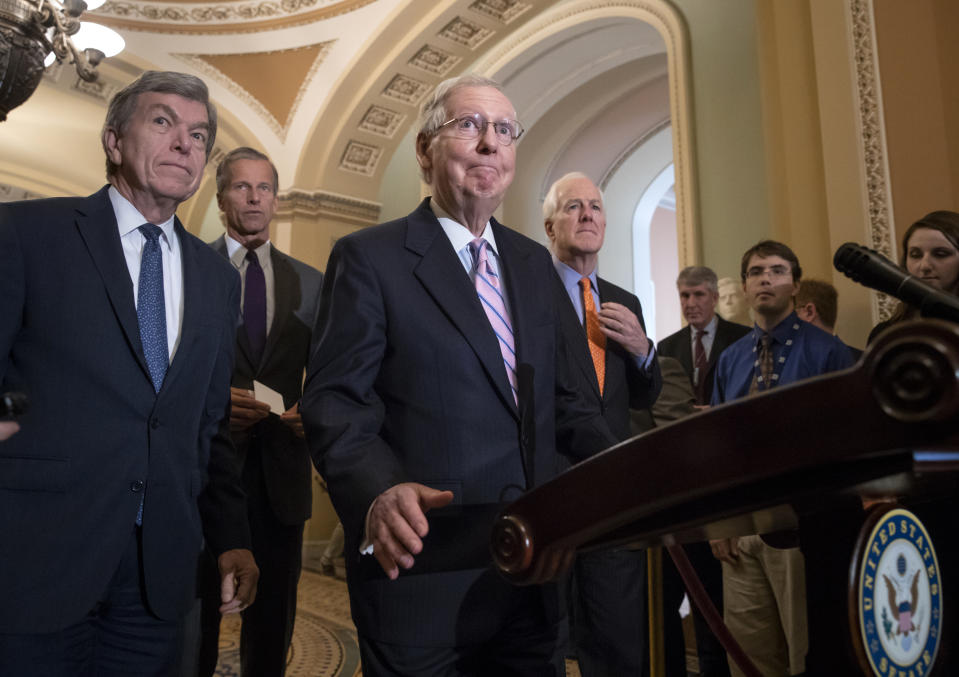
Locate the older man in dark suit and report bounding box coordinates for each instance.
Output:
[544,171,662,677]
[658,266,751,406]
[657,265,748,677]
[193,148,323,675]
[0,71,256,675]
[301,74,618,676]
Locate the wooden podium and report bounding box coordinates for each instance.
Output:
[491,320,959,674]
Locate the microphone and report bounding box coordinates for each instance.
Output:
[833,242,959,324]
[0,392,28,419]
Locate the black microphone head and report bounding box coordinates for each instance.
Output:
[832,242,906,295]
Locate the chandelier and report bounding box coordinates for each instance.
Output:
[0,0,124,121]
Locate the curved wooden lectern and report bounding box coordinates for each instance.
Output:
[491,320,959,674]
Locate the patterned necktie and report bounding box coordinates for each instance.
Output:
[580,277,606,396]
[137,224,168,394]
[468,238,517,404]
[244,249,267,363]
[749,334,775,394]
[693,328,708,404]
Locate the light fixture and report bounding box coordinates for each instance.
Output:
[0,0,125,121]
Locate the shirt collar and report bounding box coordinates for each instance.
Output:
[754,311,801,344]
[225,233,271,268]
[692,313,718,337]
[552,256,598,293]
[109,185,175,247]
[430,199,499,257]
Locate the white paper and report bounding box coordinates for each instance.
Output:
[253,380,286,413]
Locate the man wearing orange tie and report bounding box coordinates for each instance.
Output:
[545,171,661,676]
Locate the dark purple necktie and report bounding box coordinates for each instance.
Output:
[244,250,266,363]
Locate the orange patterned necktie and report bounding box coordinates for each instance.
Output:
[580,277,606,396]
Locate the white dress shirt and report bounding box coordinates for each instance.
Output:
[110,186,183,360]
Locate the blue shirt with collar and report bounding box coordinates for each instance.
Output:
[711,311,854,405]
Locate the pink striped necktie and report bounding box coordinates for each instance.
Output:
[469,238,518,404]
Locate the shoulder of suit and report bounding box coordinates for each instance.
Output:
[657,327,687,351]
[0,188,105,219]
[717,317,752,338]
[596,276,638,303]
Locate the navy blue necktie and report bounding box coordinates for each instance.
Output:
[244,250,267,363]
[138,224,168,393]
[136,223,167,526]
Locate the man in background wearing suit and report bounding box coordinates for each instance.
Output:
[658,266,751,406]
[194,148,322,675]
[0,71,257,675]
[544,172,661,676]
[657,265,748,677]
[301,74,618,676]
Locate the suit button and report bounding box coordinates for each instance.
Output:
[130,480,144,492]
[150,417,160,429]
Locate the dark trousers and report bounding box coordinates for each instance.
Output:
[0,527,181,677]
[662,542,731,677]
[358,583,567,677]
[196,449,304,677]
[572,547,649,677]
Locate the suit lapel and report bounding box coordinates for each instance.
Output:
[74,187,151,385]
[408,201,517,416]
[260,247,294,366]
[678,326,694,375]
[164,219,205,393]
[212,235,257,371]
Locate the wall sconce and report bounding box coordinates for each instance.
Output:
[0,0,124,121]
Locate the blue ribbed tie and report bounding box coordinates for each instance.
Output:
[136,224,168,526]
[138,224,169,394]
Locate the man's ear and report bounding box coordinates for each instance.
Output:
[102,127,122,168]
[415,133,432,174]
[544,219,554,242]
[796,302,816,322]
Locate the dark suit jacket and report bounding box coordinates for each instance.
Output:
[211,237,323,524]
[554,273,662,444]
[657,315,751,398]
[0,187,249,632]
[300,198,617,645]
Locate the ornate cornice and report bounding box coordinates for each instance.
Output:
[177,40,333,140]
[474,0,696,265]
[277,188,381,225]
[849,0,897,321]
[91,0,374,34]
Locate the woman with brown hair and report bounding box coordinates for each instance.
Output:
[867,209,959,343]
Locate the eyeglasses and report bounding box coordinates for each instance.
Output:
[438,113,525,146]
[745,265,792,280]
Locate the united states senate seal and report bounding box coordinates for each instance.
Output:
[850,505,943,676]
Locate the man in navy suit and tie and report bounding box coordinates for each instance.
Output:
[0,71,257,676]
[544,172,662,676]
[301,74,618,676]
[194,147,323,676]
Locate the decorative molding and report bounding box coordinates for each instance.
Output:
[91,0,374,34]
[277,188,380,224]
[597,116,671,192]
[473,0,697,266]
[469,0,531,25]
[381,73,431,105]
[438,16,493,50]
[358,104,405,138]
[72,76,118,101]
[849,0,897,321]
[408,44,460,77]
[0,182,47,202]
[338,140,382,175]
[177,40,333,141]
